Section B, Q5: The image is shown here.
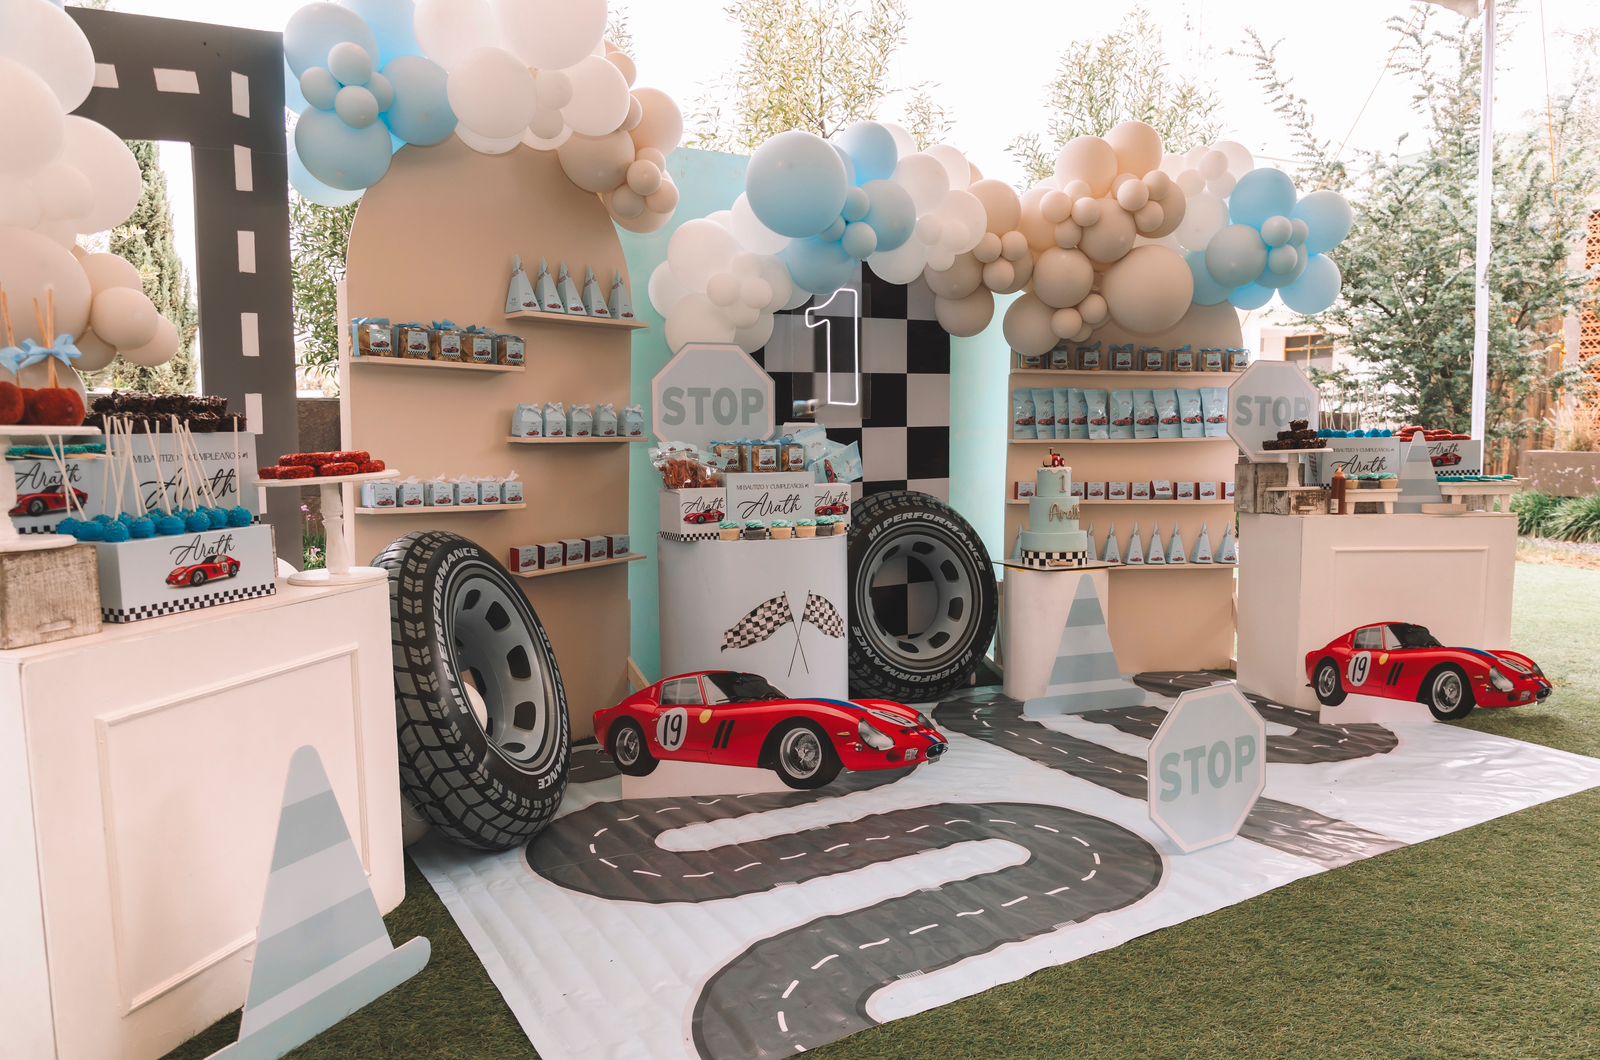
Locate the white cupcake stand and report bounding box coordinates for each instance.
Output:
[256,469,398,586]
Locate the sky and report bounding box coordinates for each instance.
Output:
[98,0,1600,290]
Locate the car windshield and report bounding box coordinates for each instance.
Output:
[706,671,786,703]
[1388,623,1442,649]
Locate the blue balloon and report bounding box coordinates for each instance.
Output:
[836,121,898,185]
[294,108,391,190]
[283,2,377,78]
[1205,224,1268,288]
[860,179,915,252]
[833,143,856,188]
[341,0,421,64]
[1291,190,1354,255]
[782,235,856,295]
[1186,250,1230,306]
[381,55,455,145]
[327,41,374,87]
[1229,283,1274,311]
[1280,253,1342,314]
[290,149,365,206]
[1229,168,1299,229]
[1257,245,1308,289]
[284,58,310,112]
[746,130,850,238]
[300,66,339,110]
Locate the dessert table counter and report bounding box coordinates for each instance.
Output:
[0,579,403,1060]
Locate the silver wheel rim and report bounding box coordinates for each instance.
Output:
[448,570,559,773]
[1318,665,1338,697]
[1435,672,1463,709]
[779,728,822,779]
[860,529,978,673]
[614,725,641,766]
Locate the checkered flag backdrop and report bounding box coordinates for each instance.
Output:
[801,591,845,639]
[721,593,795,651]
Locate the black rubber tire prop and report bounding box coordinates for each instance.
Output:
[376,531,570,850]
[846,490,998,702]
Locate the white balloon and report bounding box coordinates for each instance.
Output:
[707,209,735,230]
[730,193,791,256]
[31,162,91,222]
[733,313,775,354]
[0,0,94,111]
[1175,168,1205,196]
[757,256,793,311]
[416,0,497,70]
[0,226,91,343]
[706,271,740,307]
[926,144,970,191]
[881,122,917,158]
[1207,172,1237,199]
[456,125,523,154]
[560,54,631,137]
[727,300,760,328]
[58,117,141,235]
[1198,149,1229,180]
[79,251,142,295]
[866,238,928,285]
[665,292,735,351]
[740,276,773,308]
[1173,190,1228,252]
[91,287,159,349]
[448,47,536,140]
[893,153,950,213]
[667,218,739,289]
[119,314,180,367]
[648,261,686,316]
[1214,140,1255,179]
[916,214,944,246]
[0,58,64,176]
[937,190,987,254]
[0,173,41,228]
[529,106,566,140]
[535,70,573,110]
[522,124,573,151]
[494,0,607,72]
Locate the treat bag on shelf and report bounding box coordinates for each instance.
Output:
[1146,524,1167,565]
[1190,525,1214,564]
[609,271,634,319]
[1218,523,1238,564]
[536,258,562,313]
[582,267,611,317]
[506,255,536,314]
[557,264,587,315]
[1100,523,1121,564]
[1166,526,1187,564]
[1125,523,1144,565]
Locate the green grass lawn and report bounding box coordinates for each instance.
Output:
[170,563,1600,1060]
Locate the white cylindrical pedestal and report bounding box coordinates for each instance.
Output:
[1001,565,1111,702]
[659,535,848,699]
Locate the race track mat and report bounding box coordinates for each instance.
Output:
[413,675,1600,1059]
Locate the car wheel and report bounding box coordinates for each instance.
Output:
[1424,664,1475,721]
[26,499,45,516]
[375,531,569,850]
[189,570,207,587]
[847,491,998,703]
[1313,659,1347,706]
[608,718,657,777]
[766,720,841,790]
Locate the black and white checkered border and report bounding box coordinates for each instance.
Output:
[660,530,722,543]
[103,582,276,624]
[1019,549,1094,569]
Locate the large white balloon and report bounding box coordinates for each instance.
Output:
[648,261,686,317]
[866,238,929,285]
[1173,190,1228,252]
[119,314,181,367]
[456,126,524,155]
[936,190,987,254]
[78,252,142,296]
[892,153,950,213]
[448,47,537,139]
[1100,245,1195,334]
[560,54,631,137]
[416,0,497,70]
[1214,140,1255,179]
[0,226,91,343]
[0,0,95,112]
[1002,292,1058,356]
[56,116,143,236]
[90,287,160,349]
[494,0,607,72]
[925,143,969,191]
[0,58,65,176]
[730,193,791,255]
[881,122,917,158]
[733,313,775,354]
[667,219,739,289]
[664,292,735,352]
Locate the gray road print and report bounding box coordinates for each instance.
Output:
[568,741,618,785]
[934,688,1402,868]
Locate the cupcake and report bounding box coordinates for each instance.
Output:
[718,520,740,541]
[795,518,817,539]
[771,519,792,540]
[818,515,838,536]
[742,519,768,541]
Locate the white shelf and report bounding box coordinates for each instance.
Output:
[351,356,523,374]
[513,552,645,579]
[356,503,526,515]
[506,436,645,445]
[505,310,648,332]
[1011,436,1233,445]
[1011,369,1240,381]
[1007,498,1233,506]
[1109,563,1237,572]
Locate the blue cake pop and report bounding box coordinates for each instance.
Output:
[93,513,114,525]
[156,513,186,536]
[205,507,229,529]
[184,510,211,532]
[55,517,81,538]
[101,520,130,543]
[73,521,105,542]
[117,512,134,524]
[129,516,155,539]
[228,506,254,527]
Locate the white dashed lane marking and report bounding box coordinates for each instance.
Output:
[858,938,889,950]
[782,980,798,999]
[592,827,607,837]
[956,909,984,917]
[1001,896,1029,908]
[1046,885,1072,895]
[1082,869,1097,882]
[908,924,938,935]
[600,858,618,869]
[780,852,807,861]
[811,954,838,970]
[734,862,761,872]
[777,1011,788,1033]
[824,843,849,852]
[683,871,714,879]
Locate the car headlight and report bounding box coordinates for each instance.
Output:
[1488,668,1513,692]
[857,719,894,750]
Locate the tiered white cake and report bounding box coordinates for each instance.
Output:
[1020,463,1090,565]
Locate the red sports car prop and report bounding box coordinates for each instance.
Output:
[166,553,241,588]
[594,670,947,788]
[10,484,88,517]
[1306,621,1550,720]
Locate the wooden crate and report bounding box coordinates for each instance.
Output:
[0,544,101,649]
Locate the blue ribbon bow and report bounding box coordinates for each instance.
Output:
[17,336,82,371]
[429,320,461,332]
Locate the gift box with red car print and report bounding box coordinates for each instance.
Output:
[94,523,277,624]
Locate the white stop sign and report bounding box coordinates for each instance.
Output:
[1147,682,1267,853]
[651,342,776,449]
[1226,360,1320,455]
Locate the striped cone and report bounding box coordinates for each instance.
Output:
[1023,576,1145,716]
[211,747,429,1060]
[1395,437,1444,513]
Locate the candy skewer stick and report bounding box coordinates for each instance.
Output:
[145,420,172,515]
[170,415,199,509]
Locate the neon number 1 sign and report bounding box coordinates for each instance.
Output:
[804,287,861,408]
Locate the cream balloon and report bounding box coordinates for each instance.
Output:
[1053,136,1117,197]
[0,173,41,228]
[1002,292,1058,356]
[1070,197,1101,228]
[556,130,635,193]
[646,179,680,214]
[119,314,180,367]
[1078,198,1136,264]
[1175,168,1205,196]
[1105,121,1163,178]
[973,232,1002,264]
[448,47,536,140]
[416,0,497,70]
[1018,186,1055,252]
[969,179,1021,237]
[923,253,983,300]
[622,96,643,132]
[1078,292,1109,327]
[1116,179,1150,213]
[626,158,663,196]
[1054,220,1082,249]
[608,186,646,219]
[1147,181,1187,239]
[0,58,64,175]
[0,0,95,111]
[613,203,672,234]
[1032,247,1094,309]
[629,87,683,155]
[980,258,1015,294]
[934,287,995,338]
[1143,170,1173,199]
[79,252,142,295]
[606,49,637,87]
[999,230,1029,263]
[1133,202,1165,233]
[72,328,118,372]
[1041,189,1073,225]
[31,163,92,222]
[58,116,142,235]
[0,227,91,344]
[1050,307,1084,340]
[1099,245,1195,334]
[560,54,631,137]
[90,287,160,349]
[493,0,606,71]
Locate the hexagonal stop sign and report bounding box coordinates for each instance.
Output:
[651,342,776,450]
[1146,682,1266,853]
[1226,360,1320,456]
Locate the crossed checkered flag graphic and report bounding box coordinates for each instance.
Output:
[801,591,844,638]
[721,593,794,651]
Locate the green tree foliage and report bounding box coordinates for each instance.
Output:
[289,196,357,384]
[688,0,949,153]
[1244,11,1596,445]
[88,140,199,394]
[1010,6,1221,185]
